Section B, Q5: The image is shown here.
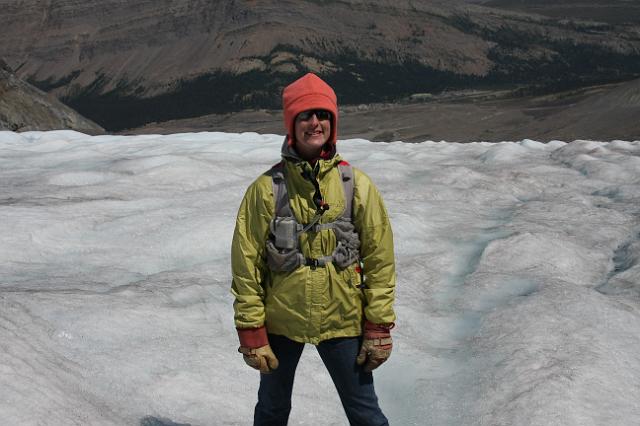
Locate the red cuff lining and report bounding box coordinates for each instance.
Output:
[237,326,269,348]
[363,320,394,338]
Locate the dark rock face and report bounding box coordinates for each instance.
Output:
[0,0,638,131]
[0,65,104,133]
[469,0,640,25]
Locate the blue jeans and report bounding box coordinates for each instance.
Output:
[254,334,389,426]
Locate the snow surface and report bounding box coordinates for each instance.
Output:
[1,130,639,426]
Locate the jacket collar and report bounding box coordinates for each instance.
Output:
[280,137,342,177]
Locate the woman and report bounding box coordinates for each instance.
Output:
[231,73,396,426]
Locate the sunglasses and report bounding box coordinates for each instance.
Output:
[296,109,332,121]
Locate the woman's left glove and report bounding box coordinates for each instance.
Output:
[237,326,279,374]
[238,345,279,373]
[356,321,394,373]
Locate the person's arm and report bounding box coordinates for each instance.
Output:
[231,177,279,373]
[352,168,396,372]
[352,168,396,325]
[231,178,271,328]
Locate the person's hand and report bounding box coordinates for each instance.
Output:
[238,345,279,373]
[236,326,279,373]
[356,321,393,372]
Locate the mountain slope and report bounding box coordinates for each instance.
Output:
[0,63,104,133]
[0,0,638,131]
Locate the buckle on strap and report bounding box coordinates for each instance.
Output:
[304,257,331,269]
[305,258,321,269]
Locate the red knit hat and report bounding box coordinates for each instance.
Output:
[282,73,338,146]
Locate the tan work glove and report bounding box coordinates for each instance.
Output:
[236,326,279,374]
[356,321,394,373]
[238,345,279,374]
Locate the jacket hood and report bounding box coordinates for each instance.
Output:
[282,73,338,149]
[280,136,340,167]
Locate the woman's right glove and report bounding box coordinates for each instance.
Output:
[356,320,394,373]
[237,326,279,374]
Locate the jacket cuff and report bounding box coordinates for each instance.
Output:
[363,320,394,338]
[237,326,269,348]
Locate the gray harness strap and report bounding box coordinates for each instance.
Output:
[339,163,354,221]
[272,165,294,219]
[267,161,359,271]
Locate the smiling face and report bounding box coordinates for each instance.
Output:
[293,110,332,160]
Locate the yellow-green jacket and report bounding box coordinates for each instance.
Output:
[231,144,396,345]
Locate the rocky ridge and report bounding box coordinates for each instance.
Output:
[0,60,103,133]
[0,0,639,132]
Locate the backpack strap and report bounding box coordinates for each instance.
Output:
[337,162,354,220]
[271,161,294,218]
